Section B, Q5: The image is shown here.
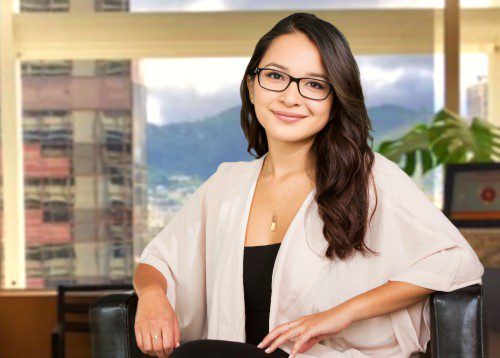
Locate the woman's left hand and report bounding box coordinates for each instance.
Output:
[257,305,353,358]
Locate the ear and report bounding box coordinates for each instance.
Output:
[246,75,255,104]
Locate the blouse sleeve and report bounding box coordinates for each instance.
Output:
[137,162,225,342]
[386,178,484,292]
[380,164,484,354]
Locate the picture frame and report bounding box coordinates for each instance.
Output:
[443,162,500,228]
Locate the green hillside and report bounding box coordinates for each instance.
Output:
[147,104,433,188]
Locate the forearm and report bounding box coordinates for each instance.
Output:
[133,263,168,298]
[339,280,436,324]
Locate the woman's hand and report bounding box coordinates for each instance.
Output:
[134,288,181,357]
[257,305,353,358]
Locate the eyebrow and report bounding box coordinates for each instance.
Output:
[263,62,329,81]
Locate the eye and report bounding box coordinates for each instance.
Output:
[267,71,284,80]
[306,80,326,90]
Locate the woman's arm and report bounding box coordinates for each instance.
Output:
[133,263,181,357]
[260,280,435,357]
[134,161,226,345]
[341,280,435,324]
[133,263,168,298]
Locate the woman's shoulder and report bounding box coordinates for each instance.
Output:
[211,157,259,181]
[215,157,258,173]
[372,151,406,184]
[199,158,260,207]
[371,151,428,205]
[206,157,261,195]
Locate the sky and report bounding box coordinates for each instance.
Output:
[132,0,491,125]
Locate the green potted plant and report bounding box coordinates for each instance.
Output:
[377,108,500,177]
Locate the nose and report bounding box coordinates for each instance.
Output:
[278,80,302,106]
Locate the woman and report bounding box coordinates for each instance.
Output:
[133,12,484,358]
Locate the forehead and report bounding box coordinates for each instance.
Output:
[259,32,328,78]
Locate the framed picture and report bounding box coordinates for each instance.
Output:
[443,162,500,228]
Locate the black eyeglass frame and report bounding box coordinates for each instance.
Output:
[252,67,334,101]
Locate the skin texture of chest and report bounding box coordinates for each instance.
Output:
[244,180,314,247]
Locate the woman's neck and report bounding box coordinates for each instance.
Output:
[263,147,315,183]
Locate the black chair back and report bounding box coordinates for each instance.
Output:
[52,284,133,358]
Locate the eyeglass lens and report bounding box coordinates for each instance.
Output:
[258,69,330,100]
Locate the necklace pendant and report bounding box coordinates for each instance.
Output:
[270,214,277,232]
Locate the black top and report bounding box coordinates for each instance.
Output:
[243,242,281,346]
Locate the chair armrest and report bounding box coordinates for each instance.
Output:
[89,291,147,358]
[429,284,487,358]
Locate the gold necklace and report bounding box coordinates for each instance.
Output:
[261,156,296,232]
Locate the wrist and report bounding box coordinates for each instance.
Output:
[138,286,166,299]
[337,298,360,325]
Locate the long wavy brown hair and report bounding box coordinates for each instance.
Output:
[240,12,379,261]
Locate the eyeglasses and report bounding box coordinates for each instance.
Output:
[252,67,333,101]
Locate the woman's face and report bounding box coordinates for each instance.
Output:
[247,32,334,144]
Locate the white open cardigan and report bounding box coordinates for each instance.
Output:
[138,152,484,357]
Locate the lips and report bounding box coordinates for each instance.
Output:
[272,110,307,123]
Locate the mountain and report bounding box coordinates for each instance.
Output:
[146,104,433,187]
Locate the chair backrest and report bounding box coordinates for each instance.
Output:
[89,292,146,357]
[56,284,133,332]
[428,284,487,357]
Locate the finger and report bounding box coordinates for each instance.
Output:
[257,333,269,348]
[173,318,181,348]
[154,330,167,358]
[289,333,314,358]
[298,336,323,354]
[142,330,153,355]
[148,330,159,357]
[264,326,301,354]
[258,323,290,348]
[135,328,144,352]
[161,325,174,356]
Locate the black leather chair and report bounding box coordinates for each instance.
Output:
[52,284,134,358]
[89,284,487,357]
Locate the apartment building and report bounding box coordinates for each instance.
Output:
[0,0,147,288]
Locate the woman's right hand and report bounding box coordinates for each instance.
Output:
[134,289,181,357]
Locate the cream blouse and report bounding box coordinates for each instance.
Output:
[138,151,484,357]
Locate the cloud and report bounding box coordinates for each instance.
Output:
[356,55,435,111]
[148,85,241,124]
[140,58,248,124]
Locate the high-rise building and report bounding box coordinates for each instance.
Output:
[466,75,488,122]
[0,0,147,288]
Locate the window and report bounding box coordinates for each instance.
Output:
[2,0,496,289]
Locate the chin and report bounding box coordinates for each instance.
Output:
[268,128,311,143]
